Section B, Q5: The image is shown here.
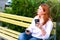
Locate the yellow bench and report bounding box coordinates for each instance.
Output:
[0,12,56,40]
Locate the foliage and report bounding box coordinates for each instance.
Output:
[4,7,12,13]
[12,0,47,17]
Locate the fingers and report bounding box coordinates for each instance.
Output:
[41,29,46,36]
[25,31,31,35]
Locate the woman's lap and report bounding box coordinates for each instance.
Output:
[18,32,32,40]
[29,37,43,40]
[18,32,43,40]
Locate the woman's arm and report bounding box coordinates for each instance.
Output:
[40,28,46,36]
[42,21,53,38]
[36,21,53,38]
[36,23,46,36]
[25,19,35,35]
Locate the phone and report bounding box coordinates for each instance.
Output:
[35,19,39,24]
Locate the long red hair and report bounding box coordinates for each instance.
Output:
[39,4,52,25]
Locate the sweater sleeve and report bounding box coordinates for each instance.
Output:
[26,18,35,33]
[42,21,53,39]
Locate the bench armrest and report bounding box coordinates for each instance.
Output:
[48,34,56,40]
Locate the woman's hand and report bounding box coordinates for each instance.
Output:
[35,22,46,36]
[25,30,31,35]
[35,22,43,29]
[41,29,46,36]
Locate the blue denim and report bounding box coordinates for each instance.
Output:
[18,32,43,40]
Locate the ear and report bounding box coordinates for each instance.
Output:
[43,9,45,12]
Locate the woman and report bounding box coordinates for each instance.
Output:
[18,3,53,40]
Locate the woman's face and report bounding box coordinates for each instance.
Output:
[37,6,45,16]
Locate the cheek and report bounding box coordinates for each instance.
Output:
[37,10,43,15]
[39,9,43,13]
[40,10,43,13]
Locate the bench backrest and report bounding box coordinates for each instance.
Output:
[0,12,33,27]
[0,12,56,34]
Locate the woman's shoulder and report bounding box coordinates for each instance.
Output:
[34,16,39,19]
[47,19,53,25]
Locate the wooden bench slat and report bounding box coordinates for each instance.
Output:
[0,27,20,39]
[51,29,56,34]
[0,33,17,40]
[53,22,56,27]
[0,26,20,35]
[0,29,18,39]
[0,12,33,22]
[0,17,30,27]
